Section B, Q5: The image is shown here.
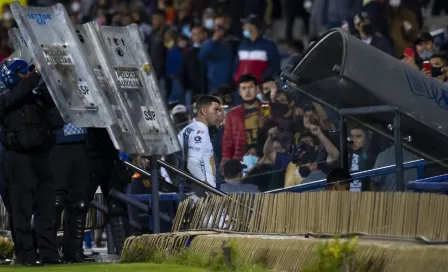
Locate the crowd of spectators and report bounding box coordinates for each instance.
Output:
[0,0,447,194]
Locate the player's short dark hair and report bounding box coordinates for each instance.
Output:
[195,95,221,112]
[238,73,258,87]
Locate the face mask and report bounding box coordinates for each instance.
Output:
[204,18,214,30]
[3,12,11,21]
[419,50,433,60]
[193,43,201,48]
[256,93,263,101]
[389,0,401,7]
[164,40,174,49]
[71,2,81,12]
[243,155,258,170]
[182,25,192,38]
[431,66,444,78]
[243,30,251,39]
[263,91,271,101]
[298,166,311,177]
[270,102,289,117]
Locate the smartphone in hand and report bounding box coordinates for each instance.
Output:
[423,61,432,76]
[404,48,414,58]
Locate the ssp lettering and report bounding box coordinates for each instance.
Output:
[78,85,90,96]
[144,110,156,121]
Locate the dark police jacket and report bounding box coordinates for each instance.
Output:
[0,70,63,153]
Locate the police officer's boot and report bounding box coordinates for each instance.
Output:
[54,194,66,256]
[64,200,94,263]
[107,199,127,255]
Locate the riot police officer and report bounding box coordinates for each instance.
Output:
[50,121,92,262]
[86,128,131,255]
[0,59,62,266]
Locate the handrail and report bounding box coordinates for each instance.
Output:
[109,189,173,223]
[267,159,427,193]
[122,160,179,192]
[156,159,226,196]
[410,174,448,183]
[407,182,448,191]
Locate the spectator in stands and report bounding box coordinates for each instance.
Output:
[372,144,418,191]
[164,29,184,103]
[348,126,377,191]
[283,40,305,71]
[233,14,280,84]
[415,32,435,61]
[222,74,266,169]
[170,104,190,131]
[202,7,216,35]
[214,13,240,59]
[429,53,448,84]
[389,2,420,57]
[326,167,351,191]
[242,144,260,176]
[296,146,326,189]
[198,17,233,93]
[355,19,395,56]
[147,10,170,95]
[294,104,340,172]
[221,160,260,193]
[284,0,309,42]
[284,132,318,187]
[180,25,208,107]
[309,0,351,37]
[360,0,391,40]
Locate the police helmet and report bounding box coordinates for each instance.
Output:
[0,59,34,89]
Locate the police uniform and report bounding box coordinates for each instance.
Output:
[50,122,92,262]
[0,61,62,265]
[85,127,131,255]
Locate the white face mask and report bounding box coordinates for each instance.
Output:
[3,12,12,21]
[71,2,81,13]
[389,0,401,7]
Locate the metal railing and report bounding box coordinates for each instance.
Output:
[267,159,427,193]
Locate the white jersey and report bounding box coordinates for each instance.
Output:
[177,119,216,188]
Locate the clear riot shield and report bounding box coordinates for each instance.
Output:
[10,2,115,128]
[81,22,180,155]
[7,28,33,63]
[72,23,144,154]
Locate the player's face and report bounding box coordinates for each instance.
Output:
[206,102,222,126]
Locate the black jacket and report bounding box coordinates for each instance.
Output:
[0,70,60,153]
[179,47,207,95]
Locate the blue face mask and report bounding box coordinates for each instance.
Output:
[204,18,214,30]
[243,29,251,39]
[256,93,263,101]
[182,25,192,38]
[419,50,433,60]
[243,155,258,170]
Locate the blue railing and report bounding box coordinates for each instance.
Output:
[267,159,428,193]
[406,174,448,191]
